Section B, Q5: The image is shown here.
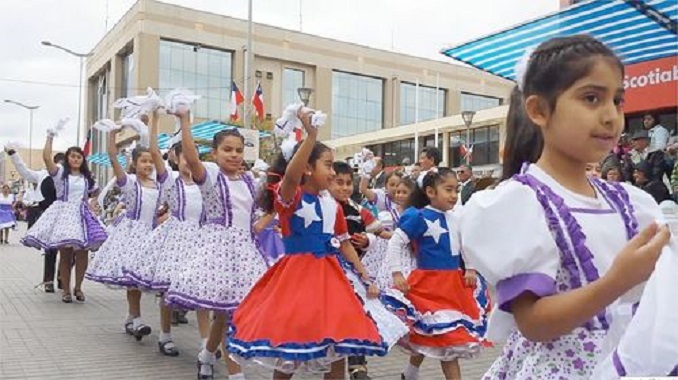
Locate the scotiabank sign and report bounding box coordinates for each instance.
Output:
[623,55,678,114]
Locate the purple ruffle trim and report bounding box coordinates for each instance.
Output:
[514,164,641,330]
[81,203,108,249]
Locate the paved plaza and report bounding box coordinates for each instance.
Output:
[0,224,501,379]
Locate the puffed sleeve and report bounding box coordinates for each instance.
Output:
[460,181,561,340]
[397,207,427,242]
[195,162,220,190]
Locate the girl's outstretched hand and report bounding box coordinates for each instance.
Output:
[297,107,317,139]
[605,222,669,293]
[393,272,409,293]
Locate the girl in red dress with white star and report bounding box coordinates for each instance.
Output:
[228,108,407,379]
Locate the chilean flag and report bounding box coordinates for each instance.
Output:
[82,128,92,156]
[252,82,264,121]
[230,81,244,121]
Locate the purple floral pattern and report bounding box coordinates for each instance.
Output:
[165,226,268,312]
[484,328,606,380]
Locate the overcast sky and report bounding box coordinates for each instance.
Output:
[0,0,557,151]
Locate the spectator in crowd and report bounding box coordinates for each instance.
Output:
[585,162,602,178]
[457,164,476,205]
[602,163,623,182]
[416,147,442,186]
[642,112,670,152]
[634,160,671,204]
[370,157,386,189]
[623,130,671,185]
[409,163,421,181]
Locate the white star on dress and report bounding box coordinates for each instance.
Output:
[295,200,322,228]
[424,218,447,244]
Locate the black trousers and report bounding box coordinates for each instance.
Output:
[27,207,59,283]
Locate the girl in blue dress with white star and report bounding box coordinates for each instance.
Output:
[383,168,491,380]
[228,108,407,379]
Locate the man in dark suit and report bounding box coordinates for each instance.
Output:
[457,164,476,205]
[6,147,65,293]
[369,158,386,189]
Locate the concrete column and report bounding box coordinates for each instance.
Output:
[315,66,333,141]
[442,130,450,167]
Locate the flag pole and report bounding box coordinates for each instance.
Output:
[435,73,440,148]
[414,79,420,163]
[244,0,253,129]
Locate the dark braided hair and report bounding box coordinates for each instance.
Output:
[407,168,457,209]
[501,35,624,181]
[258,140,332,213]
[212,129,244,148]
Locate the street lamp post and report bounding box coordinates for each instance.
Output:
[461,110,476,165]
[4,100,39,168]
[41,41,91,147]
[297,87,314,107]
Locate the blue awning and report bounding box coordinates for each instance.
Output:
[441,0,678,82]
[158,120,271,149]
[87,153,127,167]
[87,120,272,167]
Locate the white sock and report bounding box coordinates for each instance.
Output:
[200,338,208,350]
[198,348,216,363]
[403,363,420,380]
[124,314,134,324]
[159,332,172,343]
[132,317,144,330]
[229,373,245,380]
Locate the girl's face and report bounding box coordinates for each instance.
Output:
[385,175,401,198]
[394,183,412,206]
[1,186,9,195]
[176,152,191,177]
[213,136,244,175]
[135,152,154,178]
[606,168,621,182]
[585,162,602,178]
[425,175,459,211]
[527,59,625,167]
[307,150,335,191]
[67,151,84,171]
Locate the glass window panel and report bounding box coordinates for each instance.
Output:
[159,40,232,120]
[460,92,501,113]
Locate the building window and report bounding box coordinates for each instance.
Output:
[120,51,134,98]
[449,125,500,167]
[400,82,445,125]
[460,92,501,113]
[282,68,305,107]
[331,71,384,139]
[368,139,415,167]
[158,40,232,120]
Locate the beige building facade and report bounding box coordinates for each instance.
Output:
[84,0,513,182]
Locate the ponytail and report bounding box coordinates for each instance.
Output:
[500,86,543,181]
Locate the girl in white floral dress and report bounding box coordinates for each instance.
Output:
[165,109,267,380]
[86,123,164,344]
[460,35,672,380]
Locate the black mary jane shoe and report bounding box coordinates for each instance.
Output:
[44,283,55,293]
[158,340,180,357]
[62,293,73,303]
[196,360,214,380]
[133,324,152,341]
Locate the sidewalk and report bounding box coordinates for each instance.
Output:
[0,224,501,379]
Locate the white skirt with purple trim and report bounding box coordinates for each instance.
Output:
[122,216,202,291]
[165,225,268,312]
[85,218,152,288]
[21,200,107,251]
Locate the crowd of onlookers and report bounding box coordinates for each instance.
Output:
[595,112,676,204]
